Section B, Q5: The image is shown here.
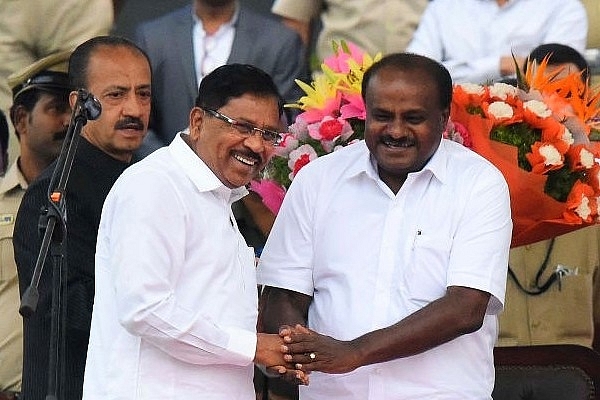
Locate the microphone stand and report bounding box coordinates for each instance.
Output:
[19,89,102,400]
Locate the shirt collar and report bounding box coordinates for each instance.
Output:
[169,130,248,204]
[0,158,28,196]
[192,2,240,30]
[344,138,449,185]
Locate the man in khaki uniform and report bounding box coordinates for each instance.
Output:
[271,0,428,62]
[499,226,600,350]
[0,0,114,169]
[498,45,600,351]
[0,51,72,400]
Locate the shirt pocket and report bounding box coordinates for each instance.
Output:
[404,233,451,305]
[0,222,16,282]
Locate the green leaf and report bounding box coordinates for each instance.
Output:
[544,167,582,202]
[490,123,540,170]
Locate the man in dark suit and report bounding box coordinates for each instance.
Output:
[135,0,307,154]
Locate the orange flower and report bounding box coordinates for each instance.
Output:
[563,181,597,223]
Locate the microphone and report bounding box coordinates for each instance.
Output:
[76,89,102,121]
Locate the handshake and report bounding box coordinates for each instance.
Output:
[255,324,359,385]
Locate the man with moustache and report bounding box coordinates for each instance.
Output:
[82,63,303,399]
[258,53,512,399]
[13,36,151,400]
[134,0,306,153]
[0,50,72,400]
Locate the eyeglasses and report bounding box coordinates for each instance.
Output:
[202,108,282,145]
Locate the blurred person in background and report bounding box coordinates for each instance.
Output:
[270,0,428,65]
[134,0,307,155]
[0,50,72,400]
[0,0,118,168]
[499,43,600,352]
[407,0,588,84]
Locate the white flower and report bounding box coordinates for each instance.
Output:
[579,148,595,169]
[575,195,592,220]
[539,144,562,166]
[561,127,575,146]
[288,117,310,141]
[274,133,299,157]
[488,82,518,100]
[487,101,514,119]
[459,83,485,95]
[524,99,552,118]
[287,144,318,180]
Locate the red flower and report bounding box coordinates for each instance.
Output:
[292,154,312,176]
[318,118,344,141]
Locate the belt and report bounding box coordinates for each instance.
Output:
[0,392,20,400]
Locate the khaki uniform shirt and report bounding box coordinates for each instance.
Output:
[271,0,428,61]
[0,160,27,391]
[582,0,600,49]
[498,226,600,348]
[0,0,113,168]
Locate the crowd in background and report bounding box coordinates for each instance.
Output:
[1,1,600,400]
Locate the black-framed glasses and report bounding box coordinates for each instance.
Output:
[202,108,282,145]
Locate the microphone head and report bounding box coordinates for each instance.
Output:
[77,89,102,121]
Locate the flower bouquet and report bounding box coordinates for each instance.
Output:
[251,41,600,247]
[249,41,381,214]
[450,59,600,247]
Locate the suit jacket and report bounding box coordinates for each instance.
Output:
[135,3,307,149]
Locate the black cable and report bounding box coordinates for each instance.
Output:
[508,238,561,296]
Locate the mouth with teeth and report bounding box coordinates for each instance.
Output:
[381,136,415,148]
[233,152,261,167]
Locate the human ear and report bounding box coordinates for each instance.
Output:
[188,107,204,139]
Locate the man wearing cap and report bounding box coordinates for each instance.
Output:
[13,36,151,400]
[0,0,118,170]
[0,50,72,400]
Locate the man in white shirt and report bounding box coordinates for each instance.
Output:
[407,0,588,84]
[258,53,512,399]
[82,64,303,399]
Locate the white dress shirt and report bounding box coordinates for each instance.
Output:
[407,0,588,84]
[83,132,259,400]
[192,7,237,84]
[258,140,512,399]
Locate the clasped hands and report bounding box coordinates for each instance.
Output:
[261,324,359,386]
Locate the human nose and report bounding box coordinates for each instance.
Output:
[386,117,408,137]
[61,109,72,128]
[122,93,143,117]
[243,130,270,152]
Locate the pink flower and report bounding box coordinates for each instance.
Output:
[323,42,366,74]
[274,132,300,157]
[444,120,473,148]
[297,91,343,124]
[339,93,366,120]
[249,179,286,215]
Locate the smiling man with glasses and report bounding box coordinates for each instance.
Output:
[202,107,283,146]
[82,63,305,400]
